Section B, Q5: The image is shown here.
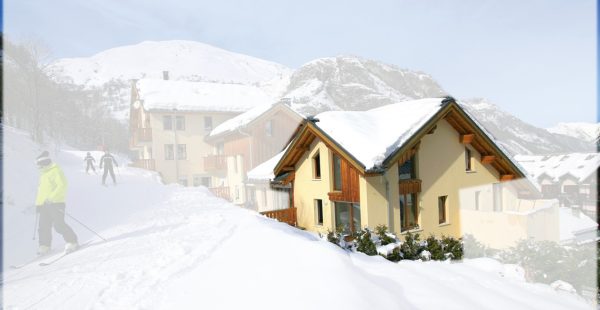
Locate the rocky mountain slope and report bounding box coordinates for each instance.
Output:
[48,41,593,155]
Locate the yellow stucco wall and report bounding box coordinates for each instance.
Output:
[292,119,509,239]
[147,111,236,185]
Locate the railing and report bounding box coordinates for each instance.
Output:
[399,179,422,194]
[209,186,230,201]
[204,155,228,171]
[261,207,297,227]
[131,159,155,170]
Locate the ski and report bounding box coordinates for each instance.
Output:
[38,241,94,267]
[9,251,57,269]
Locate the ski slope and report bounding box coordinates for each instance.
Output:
[2,127,592,309]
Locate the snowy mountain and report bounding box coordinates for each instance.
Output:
[48,40,291,87]
[460,98,594,155]
[48,42,593,155]
[47,40,292,120]
[281,56,593,155]
[547,122,599,142]
[283,55,447,115]
[2,127,591,310]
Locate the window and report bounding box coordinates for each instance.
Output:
[265,120,273,137]
[493,183,503,212]
[438,196,448,224]
[235,186,240,200]
[465,148,473,171]
[313,152,321,179]
[163,115,173,130]
[333,154,342,190]
[164,144,174,160]
[398,156,416,180]
[400,193,418,231]
[204,116,213,132]
[177,144,187,160]
[178,176,188,187]
[315,199,324,225]
[216,142,224,155]
[334,202,361,234]
[201,177,211,187]
[175,116,186,131]
[474,191,481,211]
[193,175,202,187]
[148,147,153,159]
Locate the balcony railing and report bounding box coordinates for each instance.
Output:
[261,207,297,227]
[399,179,422,194]
[209,186,230,201]
[131,159,155,170]
[204,155,228,171]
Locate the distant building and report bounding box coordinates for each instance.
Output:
[205,101,303,206]
[129,77,272,188]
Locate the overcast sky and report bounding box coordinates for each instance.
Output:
[5,0,597,128]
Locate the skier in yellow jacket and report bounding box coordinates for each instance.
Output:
[35,151,78,255]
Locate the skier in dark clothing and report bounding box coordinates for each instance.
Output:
[35,151,79,255]
[99,150,119,185]
[84,152,96,174]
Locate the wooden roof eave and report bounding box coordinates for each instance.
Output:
[273,121,367,176]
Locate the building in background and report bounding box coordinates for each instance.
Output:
[129,75,272,189]
[205,101,303,206]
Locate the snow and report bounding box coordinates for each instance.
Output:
[515,153,600,183]
[247,151,285,181]
[210,102,275,137]
[136,79,272,112]
[547,122,600,142]
[314,98,444,169]
[559,207,598,243]
[2,126,593,309]
[48,40,291,87]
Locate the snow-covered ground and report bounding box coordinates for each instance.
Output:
[2,127,593,309]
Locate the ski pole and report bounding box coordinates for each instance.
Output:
[61,210,107,242]
[32,211,39,240]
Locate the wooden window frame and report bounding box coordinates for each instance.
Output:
[315,199,324,226]
[332,153,342,191]
[204,116,213,132]
[399,193,419,232]
[163,115,173,130]
[312,151,321,180]
[465,147,473,172]
[438,195,448,224]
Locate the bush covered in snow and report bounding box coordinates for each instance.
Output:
[374,225,396,246]
[498,238,597,297]
[356,229,378,256]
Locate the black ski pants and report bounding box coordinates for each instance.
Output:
[86,161,96,173]
[102,166,116,184]
[38,203,78,247]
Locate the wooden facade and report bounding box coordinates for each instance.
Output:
[328,154,361,203]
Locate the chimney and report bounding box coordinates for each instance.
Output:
[163,71,169,80]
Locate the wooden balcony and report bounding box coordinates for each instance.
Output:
[261,207,297,227]
[204,155,228,171]
[209,186,230,201]
[399,179,422,194]
[131,159,155,170]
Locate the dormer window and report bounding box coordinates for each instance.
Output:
[465,148,473,172]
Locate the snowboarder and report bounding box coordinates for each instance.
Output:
[99,150,119,185]
[84,152,96,174]
[35,151,79,255]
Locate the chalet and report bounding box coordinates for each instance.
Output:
[272,97,542,239]
[129,77,272,188]
[205,101,303,205]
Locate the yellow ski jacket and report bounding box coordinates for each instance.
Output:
[35,163,68,206]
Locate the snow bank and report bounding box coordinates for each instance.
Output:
[137,79,272,112]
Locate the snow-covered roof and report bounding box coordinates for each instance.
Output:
[209,102,302,137]
[559,207,598,243]
[247,151,286,181]
[313,98,445,169]
[136,79,272,112]
[515,153,600,183]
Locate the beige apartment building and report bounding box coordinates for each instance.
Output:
[129,77,272,188]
